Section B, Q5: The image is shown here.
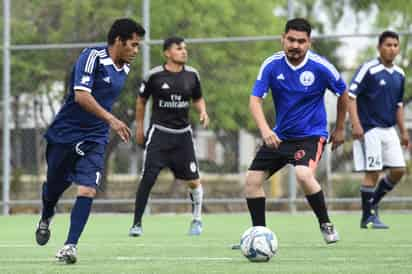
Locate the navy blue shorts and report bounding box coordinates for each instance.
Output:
[46,141,106,188]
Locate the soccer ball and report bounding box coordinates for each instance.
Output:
[240,226,278,262]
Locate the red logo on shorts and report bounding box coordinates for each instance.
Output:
[294,149,306,160]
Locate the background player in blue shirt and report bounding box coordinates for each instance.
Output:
[35,18,145,264]
[348,31,409,229]
[244,18,349,245]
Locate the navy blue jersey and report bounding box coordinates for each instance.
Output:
[349,58,405,132]
[252,51,346,140]
[45,47,130,144]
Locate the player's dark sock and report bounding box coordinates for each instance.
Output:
[133,171,158,226]
[371,176,394,206]
[246,197,266,226]
[65,196,93,245]
[306,190,330,225]
[360,185,374,220]
[41,181,71,221]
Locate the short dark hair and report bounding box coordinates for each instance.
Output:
[107,18,146,45]
[378,30,399,46]
[163,36,185,51]
[285,18,312,36]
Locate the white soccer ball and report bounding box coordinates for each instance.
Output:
[240,226,278,262]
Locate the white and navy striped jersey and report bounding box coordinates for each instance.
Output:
[349,58,405,132]
[252,50,346,140]
[46,46,130,144]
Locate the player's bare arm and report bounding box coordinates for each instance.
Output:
[193,97,209,128]
[75,90,131,143]
[135,96,147,145]
[347,95,364,140]
[249,95,281,149]
[396,105,410,148]
[329,90,348,150]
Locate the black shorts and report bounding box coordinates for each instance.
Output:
[249,136,326,177]
[142,124,199,180]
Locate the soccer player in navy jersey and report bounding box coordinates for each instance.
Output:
[348,31,409,229]
[35,18,145,264]
[129,36,209,237]
[244,18,349,244]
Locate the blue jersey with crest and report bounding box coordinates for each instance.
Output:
[252,50,346,140]
[45,46,130,144]
[348,58,405,132]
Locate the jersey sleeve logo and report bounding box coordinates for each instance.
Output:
[349,83,358,91]
[299,71,315,86]
[81,75,91,85]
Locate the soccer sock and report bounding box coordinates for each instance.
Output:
[246,197,266,226]
[133,171,158,226]
[306,190,330,225]
[65,196,93,245]
[41,181,71,221]
[371,176,395,206]
[189,185,203,221]
[360,185,374,220]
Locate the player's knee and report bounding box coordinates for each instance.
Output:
[389,167,406,182]
[295,168,314,184]
[77,185,96,197]
[245,172,263,193]
[187,179,201,189]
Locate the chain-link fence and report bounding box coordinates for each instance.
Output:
[2,0,412,215]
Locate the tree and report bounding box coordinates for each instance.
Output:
[3,0,351,179]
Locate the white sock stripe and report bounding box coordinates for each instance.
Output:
[360,186,375,193]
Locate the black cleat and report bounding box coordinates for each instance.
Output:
[35,220,51,246]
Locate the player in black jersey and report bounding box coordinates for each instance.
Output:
[129,36,209,237]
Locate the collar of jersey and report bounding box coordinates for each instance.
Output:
[377,57,395,74]
[163,63,185,73]
[284,50,309,71]
[104,47,128,72]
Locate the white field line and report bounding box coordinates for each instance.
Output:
[0,256,411,264]
[2,242,412,248]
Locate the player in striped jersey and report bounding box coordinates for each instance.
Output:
[348,31,409,229]
[35,18,145,264]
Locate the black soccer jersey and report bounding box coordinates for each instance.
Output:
[138,65,202,129]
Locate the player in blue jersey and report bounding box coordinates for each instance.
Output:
[34,18,145,264]
[244,18,349,245]
[348,31,409,229]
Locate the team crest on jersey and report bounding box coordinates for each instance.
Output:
[299,71,315,86]
[294,149,306,161]
[190,161,197,173]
